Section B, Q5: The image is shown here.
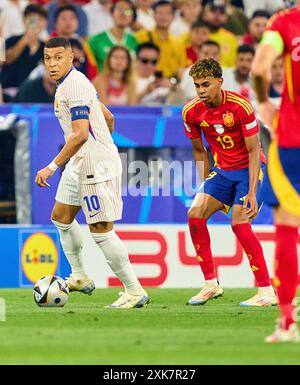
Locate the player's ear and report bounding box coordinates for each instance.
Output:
[219,78,224,86]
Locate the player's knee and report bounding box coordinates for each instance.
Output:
[51,211,72,226]
[188,207,206,219]
[51,216,73,230]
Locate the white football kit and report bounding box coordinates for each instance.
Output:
[54,67,123,223]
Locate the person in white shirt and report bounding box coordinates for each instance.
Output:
[83,0,113,36]
[170,0,202,37]
[0,0,28,39]
[35,37,149,309]
[243,0,284,19]
[222,44,256,102]
[135,0,156,31]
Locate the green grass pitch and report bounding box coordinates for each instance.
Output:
[0,288,299,365]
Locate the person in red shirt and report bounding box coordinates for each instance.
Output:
[182,58,276,307]
[252,2,300,343]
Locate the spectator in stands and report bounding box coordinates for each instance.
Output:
[1,4,47,102]
[180,40,221,101]
[243,0,284,19]
[135,42,174,105]
[14,65,56,103]
[269,56,284,100]
[83,0,113,36]
[203,0,238,68]
[223,44,256,102]
[0,0,28,39]
[184,20,210,66]
[93,45,137,105]
[242,10,270,49]
[88,0,137,72]
[47,0,88,38]
[223,0,249,37]
[134,0,156,31]
[135,0,187,79]
[170,0,203,37]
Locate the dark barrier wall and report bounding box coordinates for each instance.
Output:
[0,105,273,225]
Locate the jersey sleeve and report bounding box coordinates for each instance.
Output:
[237,104,259,138]
[182,105,201,139]
[65,76,94,121]
[265,12,287,47]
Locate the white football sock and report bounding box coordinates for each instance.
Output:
[52,219,86,279]
[91,230,145,295]
[205,278,218,286]
[258,286,275,296]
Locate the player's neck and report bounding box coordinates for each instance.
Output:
[57,66,74,85]
[207,91,223,108]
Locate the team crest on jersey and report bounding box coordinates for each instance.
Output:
[223,112,235,127]
[213,124,224,134]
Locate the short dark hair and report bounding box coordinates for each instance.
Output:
[251,10,270,20]
[189,58,223,79]
[111,0,137,22]
[237,44,255,55]
[202,40,221,51]
[191,20,210,31]
[54,4,78,23]
[69,38,83,52]
[24,4,48,19]
[152,0,176,13]
[137,42,160,56]
[45,37,71,50]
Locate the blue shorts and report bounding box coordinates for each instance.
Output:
[200,165,265,210]
[261,148,300,207]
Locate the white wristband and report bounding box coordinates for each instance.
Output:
[48,160,59,172]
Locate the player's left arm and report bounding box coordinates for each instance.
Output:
[244,134,261,218]
[251,29,284,133]
[100,102,114,134]
[35,112,89,187]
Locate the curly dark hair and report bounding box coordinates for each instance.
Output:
[189,58,223,79]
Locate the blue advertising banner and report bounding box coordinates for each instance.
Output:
[0,226,70,288]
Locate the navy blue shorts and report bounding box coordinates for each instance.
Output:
[200,165,265,209]
[261,148,300,207]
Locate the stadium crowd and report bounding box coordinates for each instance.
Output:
[0,0,291,106]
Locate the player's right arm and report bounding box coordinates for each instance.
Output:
[100,102,114,134]
[182,102,209,180]
[191,137,210,181]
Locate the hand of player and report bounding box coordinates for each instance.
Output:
[35,166,55,187]
[243,193,258,219]
[258,100,277,139]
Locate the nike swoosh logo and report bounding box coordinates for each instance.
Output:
[89,212,101,218]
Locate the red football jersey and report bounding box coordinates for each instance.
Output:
[266,8,300,148]
[182,91,266,171]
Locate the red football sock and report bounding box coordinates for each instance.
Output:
[188,218,216,280]
[275,225,299,330]
[232,223,271,287]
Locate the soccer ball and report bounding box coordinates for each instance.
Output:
[34,275,69,307]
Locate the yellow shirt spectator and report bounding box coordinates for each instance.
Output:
[135,29,187,78]
[209,28,239,68]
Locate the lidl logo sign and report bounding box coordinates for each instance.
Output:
[19,230,60,286]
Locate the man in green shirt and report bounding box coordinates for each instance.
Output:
[88,0,137,72]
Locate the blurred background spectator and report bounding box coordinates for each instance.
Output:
[170,0,202,37]
[136,0,186,79]
[184,20,210,66]
[203,0,238,68]
[88,0,137,72]
[242,10,270,49]
[223,44,256,101]
[47,0,88,38]
[134,0,155,31]
[269,56,284,105]
[93,45,137,105]
[14,64,56,102]
[0,4,47,102]
[242,0,284,19]
[83,0,113,36]
[0,0,28,39]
